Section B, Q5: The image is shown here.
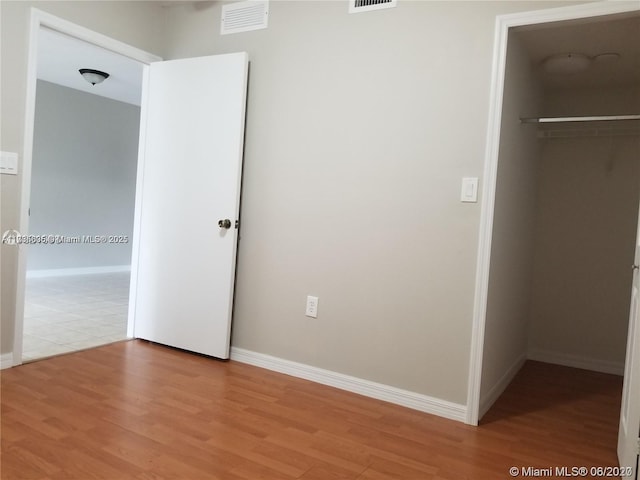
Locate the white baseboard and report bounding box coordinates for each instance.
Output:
[27,265,131,279]
[479,353,526,420]
[1,352,14,369]
[527,349,624,376]
[230,347,467,423]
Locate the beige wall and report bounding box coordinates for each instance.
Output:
[528,86,640,368]
[0,1,165,354]
[479,32,542,410]
[1,0,591,408]
[162,0,569,404]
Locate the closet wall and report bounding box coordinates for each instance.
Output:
[480,32,541,413]
[528,85,640,373]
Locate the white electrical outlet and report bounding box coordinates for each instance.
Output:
[305,295,318,318]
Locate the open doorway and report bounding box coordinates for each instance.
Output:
[467,3,640,471]
[471,3,640,472]
[22,27,142,361]
[481,10,640,399]
[13,9,162,365]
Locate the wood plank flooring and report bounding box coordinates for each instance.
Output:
[1,340,623,479]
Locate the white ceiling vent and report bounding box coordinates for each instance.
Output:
[349,0,397,14]
[221,0,269,35]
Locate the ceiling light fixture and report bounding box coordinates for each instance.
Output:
[593,52,621,63]
[79,68,110,85]
[542,53,591,75]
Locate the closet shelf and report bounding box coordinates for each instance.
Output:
[520,114,640,124]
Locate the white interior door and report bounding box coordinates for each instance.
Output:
[131,53,248,359]
[618,209,640,475]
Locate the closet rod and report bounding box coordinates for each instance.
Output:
[520,114,640,124]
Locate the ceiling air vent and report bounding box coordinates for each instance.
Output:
[349,0,397,14]
[221,0,269,35]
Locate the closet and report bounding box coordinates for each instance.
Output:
[480,11,640,417]
[526,110,640,373]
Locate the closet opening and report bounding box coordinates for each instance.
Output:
[476,8,640,468]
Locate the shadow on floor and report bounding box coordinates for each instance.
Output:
[480,360,623,425]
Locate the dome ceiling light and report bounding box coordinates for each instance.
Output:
[541,51,621,75]
[79,68,110,85]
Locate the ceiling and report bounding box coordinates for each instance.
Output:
[515,12,640,90]
[37,27,144,106]
[37,8,640,104]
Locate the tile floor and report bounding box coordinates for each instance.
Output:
[22,272,130,362]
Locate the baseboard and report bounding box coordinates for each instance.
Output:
[527,349,624,376]
[27,265,131,279]
[230,347,467,423]
[478,353,526,420]
[1,352,14,369]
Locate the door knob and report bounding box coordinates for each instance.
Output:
[633,264,639,271]
[218,219,232,229]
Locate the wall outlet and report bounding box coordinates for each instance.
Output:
[305,295,318,318]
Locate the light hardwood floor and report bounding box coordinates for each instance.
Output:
[1,340,622,479]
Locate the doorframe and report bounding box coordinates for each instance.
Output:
[466,0,640,426]
[13,8,162,365]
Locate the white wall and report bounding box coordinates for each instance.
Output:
[479,31,542,416]
[162,0,570,405]
[28,80,139,272]
[528,86,640,373]
[0,0,164,354]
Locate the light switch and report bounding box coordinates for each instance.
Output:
[461,177,478,203]
[0,151,18,175]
